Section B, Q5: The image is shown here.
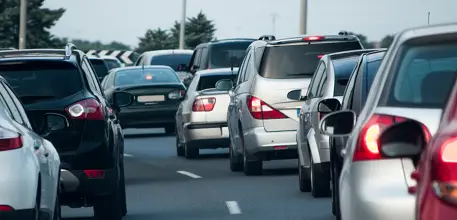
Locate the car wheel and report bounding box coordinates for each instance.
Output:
[229,141,243,172]
[176,133,184,157]
[242,146,262,176]
[184,143,199,159]
[120,160,127,217]
[310,155,331,198]
[298,160,311,192]
[93,168,123,220]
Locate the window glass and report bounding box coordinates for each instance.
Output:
[150,54,192,71]
[332,56,359,96]
[210,41,253,68]
[114,68,180,87]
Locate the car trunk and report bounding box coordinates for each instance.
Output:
[117,83,185,109]
[197,89,230,123]
[252,77,312,132]
[374,107,442,188]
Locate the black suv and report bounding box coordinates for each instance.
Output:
[0,44,128,220]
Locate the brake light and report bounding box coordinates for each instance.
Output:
[0,205,13,211]
[246,95,287,120]
[0,128,22,151]
[169,90,185,100]
[192,97,216,111]
[303,36,324,41]
[65,98,104,120]
[84,170,105,179]
[432,136,457,204]
[318,54,324,58]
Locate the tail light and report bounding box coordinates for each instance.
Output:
[169,90,185,100]
[0,128,22,151]
[192,97,216,112]
[84,170,105,179]
[432,136,457,204]
[246,95,287,120]
[303,36,324,41]
[0,205,13,211]
[353,114,430,162]
[65,98,104,120]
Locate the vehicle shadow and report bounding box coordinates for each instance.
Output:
[124,133,172,138]
[262,167,298,176]
[193,153,229,160]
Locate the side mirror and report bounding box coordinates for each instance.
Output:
[319,110,356,136]
[318,98,341,117]
[43,113,69,132]
[113,91,134,108]
[287,88,308,101]
[177,64,188,72]
[378,120,427,158]
[215,79,234,91]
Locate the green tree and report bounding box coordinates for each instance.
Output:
[380,35,394,48]
[347,32,373,48]
[136,28,173,53]
[169,11,216,49]
[65,39,131,51]
[0,0,65,48]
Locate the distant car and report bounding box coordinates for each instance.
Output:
[219,33,363,176]
[134,49,193,86]
[101,56,124,70]
[175,68,238,158]
[101,65,186,134]
[88,56,110,81]
[295,49,379,197]
[0,76,62,220]
[319,23,457,220]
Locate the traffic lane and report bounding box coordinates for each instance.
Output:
[122,129,335,220]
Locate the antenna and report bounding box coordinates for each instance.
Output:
[427,12,430,25]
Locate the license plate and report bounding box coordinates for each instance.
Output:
[137,95,165,102]
[297,108,301,117]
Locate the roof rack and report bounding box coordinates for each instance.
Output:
[65,43,77,59]
[0,49,65,58]
[259,35,276,41]
[338,31,350,36]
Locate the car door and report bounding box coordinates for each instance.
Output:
[231,48,251,142]
[312,67,329,145]
[303,62,326,135]
[177,75,199,141]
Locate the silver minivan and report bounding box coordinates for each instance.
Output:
[216,33,363,175]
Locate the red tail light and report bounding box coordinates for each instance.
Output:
[353,114,431,162]
[0,205,13,211]
[192,97,216,112]
[246,95,287,120]
[303,36,324,41]
[432,136,457,204]
[317,54,324,58]
[0,128,22,151]
[65,98,104,120]
[84,170,105,179]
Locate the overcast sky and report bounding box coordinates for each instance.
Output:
[44,0,457,47]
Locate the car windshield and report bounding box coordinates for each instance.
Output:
[150,54,192,71]
[89,59,109,78]
[259,41,363,79]
[210,41,253,68]
[332,56,359,96]
[385,42,457,108]
[114,68,180,87]
[0,61,82,105]
[197,72,238,91]
[104,59,121,70]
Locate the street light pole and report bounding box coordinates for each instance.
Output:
[299,0,307,35]
[19,0,27,49]
[179,0,187,49]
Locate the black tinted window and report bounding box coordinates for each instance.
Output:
[385,43,457,108]
[150,54,192,71]
[104,59,121,70]
[365,60,382,91]
[259,41,362,79]
[114,68,180,87]
[89,59,109,78]
[209,41,252,68]
[0,61,82,104]
[332,56,359,96]
[197,73,237,91]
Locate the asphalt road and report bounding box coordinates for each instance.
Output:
[62,128,334,220]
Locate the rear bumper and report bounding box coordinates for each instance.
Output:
[184,122,229,149]
[243,127,298,161]
[0,209,34,220]
[118,106,178,128]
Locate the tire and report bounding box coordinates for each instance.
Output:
[176,133,184,157]
[310,155,331,198]
[229,143,243,172]
[93,168,123,220]
[298,160,311,192]
[120,161,127,217]
[242,147,262,176]
[184,143,199,159]
[165,125,175,135]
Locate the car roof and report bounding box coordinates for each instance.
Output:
[325,49,381,60]
[87,56,104,61]
[196,68,239,76]
[143,49,193,56]
[396,22,457,44]
[0,48,81,63]
[111,65,174,72]
[267,34,360,46]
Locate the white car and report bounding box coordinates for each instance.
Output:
[0,77,63,220]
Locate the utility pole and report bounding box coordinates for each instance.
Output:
[19,0,27,49]
[179,0,187,49]
[299,0,308,35]
[427,12,430,25]
[270,13,278,35]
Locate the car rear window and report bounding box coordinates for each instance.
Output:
[150,54,192,71]
[114,68,180,87]
[0,61,82,104]
[89,59,109,78]
[332,56,359,96]
[197,73,238,91]
[259,41,362,79]
[385,43,457,108]
[210,41,253,68]
[104,59,121,70]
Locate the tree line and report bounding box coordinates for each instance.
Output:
[0,0,394,52]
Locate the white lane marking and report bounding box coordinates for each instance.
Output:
[176,170,202,179]
[123,153,133,157]
[225,201,242,215]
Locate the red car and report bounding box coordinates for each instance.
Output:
[378,82,457,220]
